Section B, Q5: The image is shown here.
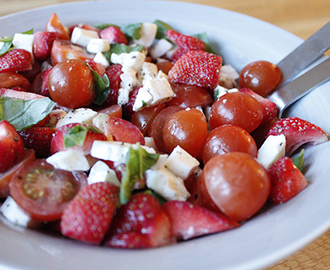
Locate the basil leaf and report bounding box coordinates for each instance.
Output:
[63,125,102,148]
[153,20,173,40]
[120,143,159,205]
[0,97,56,130]
[193,32,216,54]
[88,64,111,106]
[94,23,119,30]
[121,23,142,40]
[292,149,305,171]
[103,43,144,62]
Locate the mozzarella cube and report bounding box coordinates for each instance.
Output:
[165,146,200,180]
[92,113,113,139]
[146,168,190,201]
[213,85,238,100]
[219,64,239,89]
[144,136,158,151]
[134,22,157,48]
[149,38,173,59]
[111,51,146,72]
[87,38,110,53]
[257,134,286,169]
[150,154,169,170]
[71,27,99,47]
[88,161,120,186]
[93,52,110,68]
[46,149,91,171]
[12,33,34,56]
[137,62,158,85]
[56,108,98,128]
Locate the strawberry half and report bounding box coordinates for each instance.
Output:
[105,64,123,106]
[168,50,222,90]
[162,200,239,241]
[0,49,32,73]
[104,193,174,248]
[33,31,58,61]
[100,26,128,45]
[268,156,308,204]
[61,182,119,245]
[266,117,329,155]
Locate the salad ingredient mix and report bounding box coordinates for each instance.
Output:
[0,13,329,249]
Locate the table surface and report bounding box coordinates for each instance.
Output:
[0,0,330,269]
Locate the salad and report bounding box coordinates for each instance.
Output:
[0,12,329,249]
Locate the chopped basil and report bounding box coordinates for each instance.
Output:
[94,23,119,30]
[88,64,111,106]
[121,23,142,40]
[103,43,144,62]
[292,149,305,171]
[193,32,216,54]
[63,125,101,149]
[153,20,173,40]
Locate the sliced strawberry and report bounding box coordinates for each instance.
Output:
[105,64,123,106]
[0,88,45,100]
[104,193,174,248]
[268,156,308,204]
[168,50,222,90]
[18,126,56,158]
[239,87,277,124]
[100,26,128,45]
[31,68,52,97]
[61,182,119,245]
[33,31,58,61]
[266,117,329,155]
[0,120,24,173]
[165,29,205,52]
[0,49,32,73]
[162,200,239,241]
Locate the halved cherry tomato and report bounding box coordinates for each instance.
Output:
[48,59,96,108]
[0,72,32,91]
[156,61,174,75]
[97,104,123,118]
[9,159,87,222]
[200,152,270,222]
[45,13,70,40]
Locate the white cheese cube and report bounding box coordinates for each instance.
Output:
[111,51,146,72]
[134,22,158,48]
[144,136,158,151]
[87,38,110,53]
[150,154,169,170]
[257,134,286,169]
[71,27,99,47]
[165,146,200,180]
[213,85,238,100]
[137,62,158,85]
[56,108,98,128]
[12,33,34,56]
[92,113,113,139]
[93,52,110,68]
[46,149,91,171]
[149,38,173,59]
[88,161,120,186]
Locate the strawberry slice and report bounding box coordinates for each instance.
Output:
[104,193,173,248]
[239,87,277,124]
[162,200,239,241]
[266,117,329,155]
[168,50,222,90]
[61,182,119,245]
[100,26,128,45]
[0,49,32,73]
[33,31,58,61]
[268,156,308,204]
[18,126,56,158]
[105,64,123,106]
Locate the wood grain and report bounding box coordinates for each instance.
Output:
[0,0,330,269]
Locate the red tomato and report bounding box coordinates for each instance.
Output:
[202,124,258,164]
[51,40,94,66]
[156,61,174,75]
[48,59,96,108]
[9,159,87,222]
[97,104,123,118]
[0,72,31,91]
[239,60,282,97]
[200,152,270,222]
[163,108,208,157]
[166,83,213,108]
[45,13,70,40]
[209,92,263,133]
[19,61,41,84]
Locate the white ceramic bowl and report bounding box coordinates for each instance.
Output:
[0,1,330,269]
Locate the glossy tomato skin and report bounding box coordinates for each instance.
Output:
[45,13,70,40]
[163,108,208,157]
[209,92,263,133]
[0,72,31,91]
[238,60,282,97]
[200,152,271,222]
[48,59,96,108]
[9,159,87,222]
[202,124,257,164]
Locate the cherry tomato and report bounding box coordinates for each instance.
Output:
[51,40,94,66]
[202,124,257,164]
[97,104,123,118]
[45,13,70,40]
[199,152,270,222]
[163,108,207,157]
[9,159,87,221]
[156,61,174,75]
[209,92,263,133]
[48,59,96,108]
[0,72,32,91]
[166,83,213,108]
[239,60,282,97]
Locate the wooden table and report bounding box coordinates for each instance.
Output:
[1,0,330,269]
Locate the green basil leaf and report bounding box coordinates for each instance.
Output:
[103,43,144,62]
[0,97,56,130]
[193,32,216,54]
[94,23,119,30]
[88,64,111,106]
[121,23,142,40]
[120,143,159,205]
[153,20,173,40]
[63,124,102,148]
[22,28,34,35]
[292,149,305,171]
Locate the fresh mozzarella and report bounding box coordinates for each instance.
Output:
[134,22,157,48]
[46,149,91,171]
[71,27,99,47]
[149,38,173,59]
[87,38,110,53]
[213,85,238,100]
[88,161,120,186]
[111,51,146,72]
[12,33,34,56]
[93,52,110,68]
[137,62,158,85]
[219,64,239,89]
[56,108,98,128]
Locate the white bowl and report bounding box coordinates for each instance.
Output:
[0,1,329,269]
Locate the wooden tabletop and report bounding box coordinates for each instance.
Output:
[1,0,330,269]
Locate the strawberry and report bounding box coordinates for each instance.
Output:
[105,64,123,106]
[104,193,174,248]
[31,68,52,97]
[162,200,239,241]
[268,156,308,204]
[33,31,58,61]
[266,117,329,155]
[0,120,24,173]
[239,88,277,124]
[100,26,128,45]
[0,49,32,73]
[61,182,119,245]
[50,123,107,155]
[168,50,222,90]
[85,59,106,76]
[18,126,56,158]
